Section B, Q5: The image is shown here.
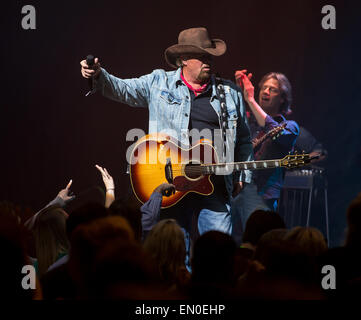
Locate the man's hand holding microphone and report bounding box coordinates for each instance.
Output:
[80,56,101,79]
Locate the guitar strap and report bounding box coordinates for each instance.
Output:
[215,78,229,162]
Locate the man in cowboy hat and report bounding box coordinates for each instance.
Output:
[80,27,253,260]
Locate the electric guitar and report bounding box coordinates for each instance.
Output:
[129,133,312,208]
[252,122,287,149]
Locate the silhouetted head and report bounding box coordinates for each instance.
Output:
[242,210,286,247]
[0,214,34,299]
[254,231,319,285]
[68,215,135,297]
[109,199,142,242]
[66,202,108,238]
[92,240,158,299]
[284,226,327,257]
[191,231,237,285]
[345,192,361,248]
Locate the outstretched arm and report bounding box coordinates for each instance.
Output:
[80,57,152,107]
[141,183,175,240]
[235,70,268,127]
[24,180,75,230]
[95,165,115,208]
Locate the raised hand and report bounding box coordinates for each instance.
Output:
[95,165,115,191]
[235,69,254,104]
[57,179,76,203]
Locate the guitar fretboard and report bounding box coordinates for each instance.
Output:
[201,159,282,175]
[252,123,286,148]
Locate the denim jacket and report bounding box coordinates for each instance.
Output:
[95,67,253,184]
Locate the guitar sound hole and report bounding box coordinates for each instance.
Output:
[184,163,202,179]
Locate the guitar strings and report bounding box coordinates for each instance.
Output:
[131,157,305,175]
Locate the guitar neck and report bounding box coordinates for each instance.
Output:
[253,137,263,149]
[253,123,286,148]
[253,132,270,148]
[201,159,282,175]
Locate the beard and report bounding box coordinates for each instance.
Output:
[196,68,211,83]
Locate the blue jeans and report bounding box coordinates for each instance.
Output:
[160,176,232,270]
[231,182,272,246]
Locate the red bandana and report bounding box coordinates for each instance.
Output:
[181,72,209,96]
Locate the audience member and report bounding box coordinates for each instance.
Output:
[4,163,361,300]
[68,215,167,298]
[95,164,175,241]
[109,199,142,242]
[91,240,164,299]
[33,205,69,277]
[241,209,286,251]
[24,180,75,230]
[41,202,108,299]
[95,165,115,208]
[284,226,328,257]
[190,231,238,298]
[237,228,324,299]
[143,219,190,294]
[319,192,361,299]
[0,214,41,299]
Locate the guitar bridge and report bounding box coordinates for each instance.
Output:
[165,158,174,184]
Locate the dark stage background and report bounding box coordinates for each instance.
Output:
[2,0,361,247]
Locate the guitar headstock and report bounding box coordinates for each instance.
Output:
[280,152,311,169]
[271,122,287,140]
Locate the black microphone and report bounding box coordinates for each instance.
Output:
[85,54,95,96]
[86,54,95,67]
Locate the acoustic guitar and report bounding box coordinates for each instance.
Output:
[129,133,311,208]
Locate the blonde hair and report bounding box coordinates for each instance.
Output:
[143,219,185,285]
[34,206,69,277]
[284,226,327,257]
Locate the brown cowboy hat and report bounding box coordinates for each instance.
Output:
[164,27,227,68]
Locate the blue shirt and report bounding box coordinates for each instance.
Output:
[140,192,163,241]
[250,114,299,199]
